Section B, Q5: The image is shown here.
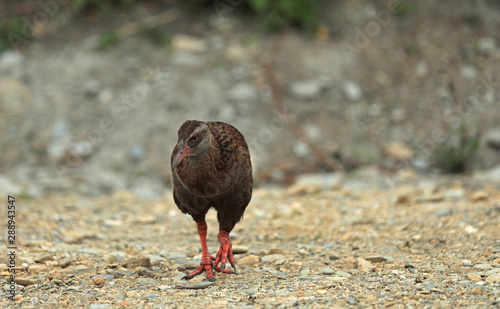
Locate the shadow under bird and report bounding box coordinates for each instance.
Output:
[171,120,253,281]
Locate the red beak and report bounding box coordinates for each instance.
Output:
[172,141,190,168]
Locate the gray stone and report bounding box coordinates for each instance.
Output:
[298,275,322,281]
[71,141,93,158]
[0,51,25,70]
[485,127,500,150]
[167,253,187,260]
[434,265,449,271]
[89,305,112,309]
[85,80,101,98]
[0,79,32,117]
[137,278,158,285]
[35,253,54,263]
[477,37,496,55]
[78,248,101,255]
[208,35,226,51]
[145,255,166,263]
[335,270,352,278]
[486,165,500,183]
[346,297,356,305]
[342,80,362,102]
[171,52,204,67]
[83,166,126,193]
[129,144,146,162]
[108,251,127,263]
[460,64,477,80]
[295,173,342,189]
[364,255,394,263]
[47,118,71,161]
[319,268,335,275]
[289,80,322,99]
[485,268,500,276]
[434,208,451,217]
[261,254,285,263]
[292,141,311,158]
[0,174,22,195]
[228,83,257,101]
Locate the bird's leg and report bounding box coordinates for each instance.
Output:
[183,221,216,281]
[212,230,237,274]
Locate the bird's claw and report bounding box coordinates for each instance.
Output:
[212,231,237,274]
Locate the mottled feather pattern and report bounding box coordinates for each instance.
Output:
[171,120,253,232]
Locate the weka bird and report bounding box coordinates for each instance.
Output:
[171,120,253,281]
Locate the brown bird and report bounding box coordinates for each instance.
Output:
[171,120,253,281]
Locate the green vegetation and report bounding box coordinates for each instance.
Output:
[0,17,25,53]
[392,0,416,16]
[461,12,482,26]
[73,0,135,14]
[248,0,319,31]
[98,31,121,50]
[434,125,480,173]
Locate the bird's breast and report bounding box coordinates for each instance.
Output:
[174,161,222,198]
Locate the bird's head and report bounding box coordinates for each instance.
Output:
[172,120,212,168]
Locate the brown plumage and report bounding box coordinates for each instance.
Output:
[171,120,253,281]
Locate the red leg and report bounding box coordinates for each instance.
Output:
[212,230,237,274]
[183,221,216,281]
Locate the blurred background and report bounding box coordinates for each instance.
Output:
[1,0,500,198]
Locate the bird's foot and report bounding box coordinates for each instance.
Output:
[183,254,234,281]
[212,231,237,274]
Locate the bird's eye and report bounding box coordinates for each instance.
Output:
[190,135,198,141]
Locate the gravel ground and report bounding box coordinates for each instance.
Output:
[2,175,500,308]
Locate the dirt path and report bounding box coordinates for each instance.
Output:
[1,179,499,308]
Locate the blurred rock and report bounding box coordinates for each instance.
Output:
[469,190,488,202]
[238,254,259,266]
[228,82,257,101]
[129,144,146,162]
[47,118,71,161]
[0,51,25,74]
[484,127,500,150]
[171,52,204,66]
[342,81,362,102]
[476,37,496,56]
[415,61,428,77]
[0,78,32,116]
[15,278,36,286]
[385,141,414,161]
[208,35,226,51]
[303,124,321,140]
[461,64,477,80]
[0,174,22,195]
[107,251,127,264]
[83,166,126,193]
[292,141,310,158]
[130,178,163,200]
[356,258,374,272]
[232,245,249,254]
[269,248,287,255]
[364,255,394,263]
[391,108,406,123]
[84,80,101,98]
[172,35,207,53]
[294,173,342,189]
[261,254,285,263]
[474,164,500,183]
[289,79,323,99]
[71,141,93,158]
[486,273,500,283]
[34,253,53,263]
[123,256,151,268]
